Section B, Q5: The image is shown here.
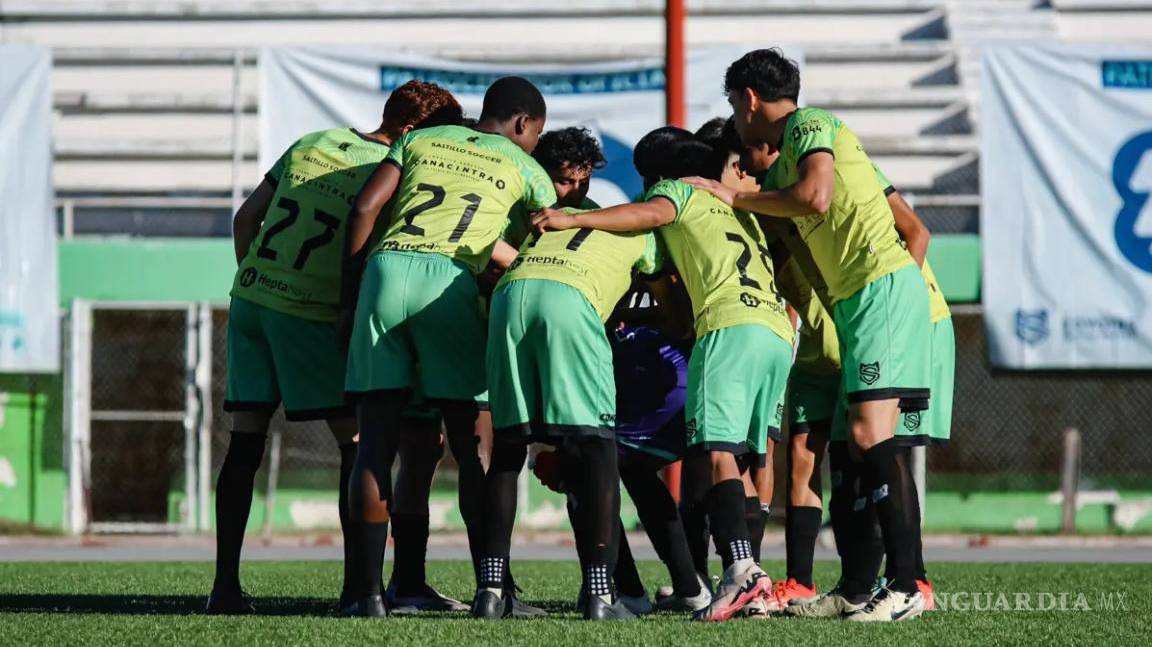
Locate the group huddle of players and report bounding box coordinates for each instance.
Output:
[208,48,954,623]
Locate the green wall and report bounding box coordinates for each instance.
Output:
[59,238,237,304]
[0,374,65,530]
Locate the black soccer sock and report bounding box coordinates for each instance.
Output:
[390,512,430,595]
[478,440,526,590]
[706,478,754,571]
[613,525,646,598]
[337,441,359,596]
[784,505,823,588]
[443,417,486,584]
[828,442,872,598]
[212,432,266,591]
[621,462,700,597]
[563,437,621,599]
[679,457,714,581]
[862,439,921,594]
[359,521,389,597]
[745,496,767,564]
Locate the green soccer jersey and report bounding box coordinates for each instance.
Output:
[503,196,600,250]
[231,128,391,322]
[871,163,952,323]
[374,125,558,273]
[500,206,660,322]
[644,180,793,344]
[764,107,914,304]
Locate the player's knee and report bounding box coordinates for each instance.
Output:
[231,410,273,435]
[325,416,358,445]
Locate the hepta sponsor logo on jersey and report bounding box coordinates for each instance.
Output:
[1014,308,1137,346]
[239,267,310,300]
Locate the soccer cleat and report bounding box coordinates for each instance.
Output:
[916,579,936,611]
[619,592,654,616]
[470,589,505,620]
[764,578,819,613]
[737,594,771,620]
[385,581,469,614]
[845,586,925,622]
[341,594,388,618]
[691,562,772,623]
[655,575,713,613]
[584,594,638,621]
[205,587,255,615]
[504,587,548,618]
[784,587,871,618]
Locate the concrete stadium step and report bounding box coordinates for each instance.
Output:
[1,13,943,49]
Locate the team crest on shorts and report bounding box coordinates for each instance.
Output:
[903,411,922,431]
[858,361,881,386]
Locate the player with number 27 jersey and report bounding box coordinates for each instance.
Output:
[226,127,390,419]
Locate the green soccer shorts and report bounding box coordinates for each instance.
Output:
[345,251,487,402]
[898,315,955,446]
[832,263,932,409]
[224,297,350,421]
[787,367,840,434]
[486,279,615,442]
[685,324,792,465]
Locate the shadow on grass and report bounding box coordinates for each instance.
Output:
[0,595,335,617]
[0,595,579,618]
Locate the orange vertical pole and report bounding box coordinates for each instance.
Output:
[665,0,686,127]
[662,0,686,501]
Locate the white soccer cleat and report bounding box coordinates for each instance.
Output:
[784,587,871,618]
[691,562,772,622]
[844,586,925,622]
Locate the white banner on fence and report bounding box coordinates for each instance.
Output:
[0,46,58,373]
[982,45,1152,368]
[260,46,800,207]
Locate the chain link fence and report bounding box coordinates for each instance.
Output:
[931,313,1152,492]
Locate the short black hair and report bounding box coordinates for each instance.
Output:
[532,127,606,173]
[461,116,479,128]
[669,138,726,182]
[724,48,801,103]
[694,116,741,154]
[480,76,547,121]
[633,126,694,184]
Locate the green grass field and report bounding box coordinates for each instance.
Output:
[0,560,1145,645]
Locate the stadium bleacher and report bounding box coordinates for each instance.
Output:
[1,0,1148,236]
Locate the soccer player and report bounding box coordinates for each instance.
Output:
[695,118,778,587]
[533,126,606,209]
[532,135,795,623]
[341,77,557,617]
[207,81,462,615]
[687,48,933,621]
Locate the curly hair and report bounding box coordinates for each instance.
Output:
[723,48,801,103]
[381,80,463,134]
[532,127,607,174]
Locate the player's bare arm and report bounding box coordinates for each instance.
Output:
[533,199,676,234]
[231,179,276,264]
[489,239,520,270]
[681,150,834,218]
[888,190,931,267]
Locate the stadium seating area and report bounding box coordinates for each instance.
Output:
[1,0,1149,236]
